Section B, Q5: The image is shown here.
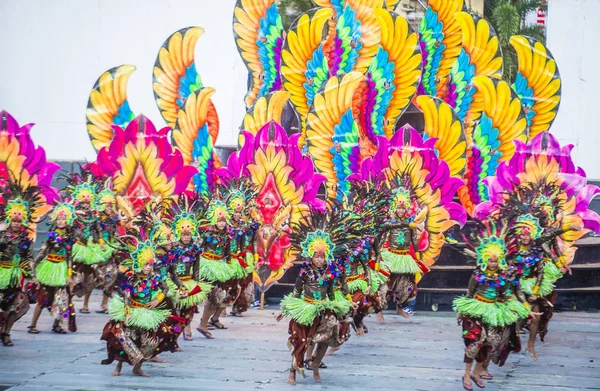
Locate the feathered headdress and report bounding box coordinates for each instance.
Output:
[341,179,390,237]
[60,166,100,208]
[464,219,509,271]
[122,239,158,273]
[0,183,46,227]
[290,204,363,264]
[220,178,256,216]
[513,214,542,240]
[50,202,76,226]
[164,193,206,241]
[97,179,116,211]
[205,199,230,225]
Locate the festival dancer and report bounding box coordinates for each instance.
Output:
[28,203,80,334]
[474,132,600,360]
[196,199,236,339]
[379,185,426,319]
[0,188,40,346]
[163,195,211,340]
[277,206,361,385]
[506,214,579,360]
[224,181,258,317]
[453,219,531,390]
[94,185,119,313]
[62,172,105,314]
[102,238,183,377]
[341,181,389,335]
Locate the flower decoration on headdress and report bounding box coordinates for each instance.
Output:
[130,240,157,272]
[390,187,412,215]
[173,213,199,241]
[300,229,335,263]
[71,183,97,206]
[206,200,230,225]
[227,190,247,214]
[514,214,542,240]
[3,198,29,225]
[475,236,508,271]
[152,223,174,247]
[97,188,116,210]
[50,203,76,225]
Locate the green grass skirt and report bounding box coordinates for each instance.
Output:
[348,278,369,294]
[281,292,352,326]
[165,278,212,309]
[97,240,117,262]
[244,253,255,275]
[35,259,67,287]
[72,239,104,265]
[229,258,246,279]
[506,298,531,321]
[198,257,235,283]
[108,296,171,331]
[380,249,420,275]
[453,296,519,327]
[0,265,25,289]
[521,262,562,297]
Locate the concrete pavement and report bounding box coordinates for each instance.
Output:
[1,292,599,391]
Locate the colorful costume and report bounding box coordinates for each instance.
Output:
[198,200,236,310]
[95,186,120,307]
[453,220,530,366]
[222,180,258,316]
[0,194,36,345]
[163,195,211,323]
[101,239,183,368]
[281,206,361,378]
[31,203,79,333]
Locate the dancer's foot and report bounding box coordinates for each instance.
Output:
[312,362,321,383]
[79,308,90,314]
[376,312,385,324]
[325,346,340,356]
[111,362,123,376]
[2,334,13,347]
[463,375,473,391]
[363,324,368,334]
[196,327,214,339]
[396,307,410,319]
[288,369,296,385]
[526,344,538,360]
[470,375,485,388]
[149,356,166,363]
[52,325,67,334]
[27,326,40,334]
[480,371,493,380]
[356,326,365,336]
[210,319,227,329]
[133,363,151,377]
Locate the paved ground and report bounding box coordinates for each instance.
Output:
[1,292,599,391]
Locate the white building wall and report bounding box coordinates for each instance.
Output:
[547,0,600,179]
[0,0,248,161]
[0,0,599,179]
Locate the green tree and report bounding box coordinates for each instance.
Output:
[484,0,548,82]
[277,0,315,30]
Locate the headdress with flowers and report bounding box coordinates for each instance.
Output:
[0,183,46,227]
[162,194,206,241]
[464,218,509,271]
[60,167,99,208]
[50,202,76,225]
[290,204,363,270]
[205,199,230,225]
[97,188,116,211]
[514,214,542,240]
[220,178,256,216]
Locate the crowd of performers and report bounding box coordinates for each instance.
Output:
[0,169,260,376]
[0,148,596,385]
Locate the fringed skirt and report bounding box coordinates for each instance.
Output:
[165,278,212,310]
[461,316,503,363]
[101,316,184,365]
[0,288,30,325]
[232,274,254,314]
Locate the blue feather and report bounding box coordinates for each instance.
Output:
[473,113,502,199]
[191,123,214,195]
[177,65,203,107]
[419,7,445,96]
[337,6,363,74]
[114,100,134,127]
[304,45,330,109]
[448,49,476,122]
[367,47,396,136]
[256,3,284,97]
[512,72,535,127]
[330,109,360,200]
